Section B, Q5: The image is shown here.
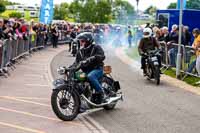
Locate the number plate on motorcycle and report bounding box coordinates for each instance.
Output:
[151,57,157,61]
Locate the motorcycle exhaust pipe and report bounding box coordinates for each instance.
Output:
[81,93,123,107]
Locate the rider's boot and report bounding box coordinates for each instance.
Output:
[96,91,106,104]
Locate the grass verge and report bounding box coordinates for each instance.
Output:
[163,68,200,87]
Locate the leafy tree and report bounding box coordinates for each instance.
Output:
[1,0,19,5]
[168,0,200,10]
[9,12,22,18]
[167,2,177,9]
[54,3,69,20]
[145,6,157,15]
[68,1,82,14]
[114,0,135,14]
[186,0,200,10]
[80,0,96,23]
[95,0,112,23]
[0,3,6,14]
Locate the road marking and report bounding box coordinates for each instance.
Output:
[24,74,44,78]
[0,121,45,133]
[25,84,49,87]
[0,96,50,107]
[0,107,84,126]
[9,97,49,101]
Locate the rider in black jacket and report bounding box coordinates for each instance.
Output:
[74,32,106,103]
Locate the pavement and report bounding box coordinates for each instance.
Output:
[0,45,107,133]
[51,45,200,133]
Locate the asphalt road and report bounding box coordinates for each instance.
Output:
[51,47,200,133]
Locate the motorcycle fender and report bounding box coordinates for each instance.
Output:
[52,79,68,90]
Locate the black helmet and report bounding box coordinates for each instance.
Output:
[76,32,94,44]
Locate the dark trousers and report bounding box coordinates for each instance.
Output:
[52,38,58,48]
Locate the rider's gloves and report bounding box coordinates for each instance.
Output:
[80,56,96,67]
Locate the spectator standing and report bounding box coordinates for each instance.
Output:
[192,28,200,75]
[167,24,179,67]
[51,25,58,48]
[0,18,5,39]
[160,26,170,42]
[128,30,133,48]
[183,26,192,46]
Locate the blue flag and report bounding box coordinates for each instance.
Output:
[39,0,54,24]
[177,0,187,9]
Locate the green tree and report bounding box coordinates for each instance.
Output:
[68,1,82,21]
[186,0,200,10]
[68,0,112,23]
[9,12,22,18]
[168,0,200,10]
[80,0,96,23]
[114,0,135,14]
[1,0,19,5]
[0,3,6,14]
[95,0,112,23]
[54,3,69,20]
[167,2,177,9]
[145,6,157,15]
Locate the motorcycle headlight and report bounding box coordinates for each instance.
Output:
[57,67,66,75]
[151,57,157,61]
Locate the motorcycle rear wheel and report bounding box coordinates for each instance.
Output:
[154,66,160,85]
[102,76,117,110]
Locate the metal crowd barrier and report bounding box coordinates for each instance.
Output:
[0,31,69,76]
[159,41,200,80]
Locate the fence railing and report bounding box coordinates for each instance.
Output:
[0,32,70,77]
[159,41,199,80]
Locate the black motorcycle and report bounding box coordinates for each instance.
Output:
[71,39,80,57]
[51,63,123,121]
[143,50,161,85]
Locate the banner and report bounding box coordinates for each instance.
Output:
[177,0,187,9]
[39,0,54,24]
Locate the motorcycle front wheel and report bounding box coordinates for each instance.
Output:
[51,87,80,121]
[154,66,160,85]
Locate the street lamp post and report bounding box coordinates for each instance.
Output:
[176,0,183,78]
[136,0,139,15]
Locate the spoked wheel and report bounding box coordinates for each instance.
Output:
[154,66,160,85]
[51,87,80,121]
[146,67,152,80]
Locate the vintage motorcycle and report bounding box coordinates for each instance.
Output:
[51,63,123,121]
[142,49,161,85]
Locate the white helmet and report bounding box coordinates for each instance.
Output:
[143,28,152,38]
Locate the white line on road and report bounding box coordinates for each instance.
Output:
[0,96,50,107]
[25,84,49,87]
[0,107,84,127]
[0,121,46,133]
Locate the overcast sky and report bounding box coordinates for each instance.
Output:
[9,0,177,11]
